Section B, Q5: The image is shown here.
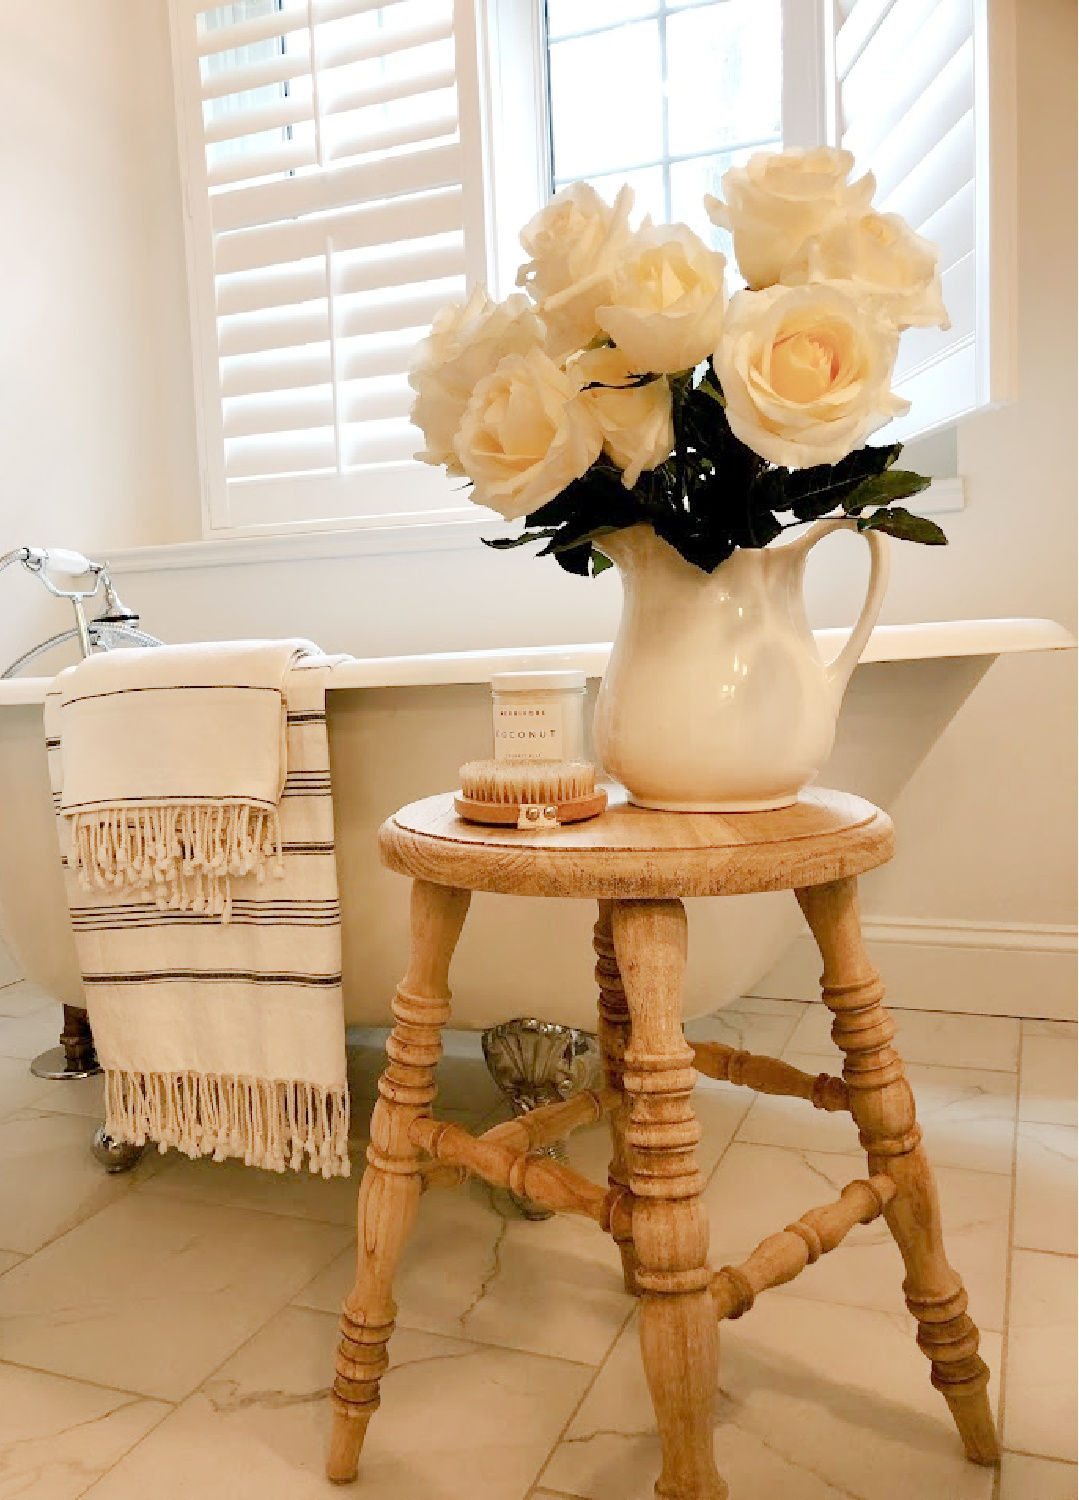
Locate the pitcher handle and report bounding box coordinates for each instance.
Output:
[789,518,891,703]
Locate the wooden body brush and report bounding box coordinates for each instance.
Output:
[455,760,607,829]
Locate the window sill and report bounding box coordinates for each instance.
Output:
[101,481,965,578]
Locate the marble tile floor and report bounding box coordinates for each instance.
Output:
[0,981,1074,1500]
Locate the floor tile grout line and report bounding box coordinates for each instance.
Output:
[990,1044,1024,1500]
[72,1397,179,1500]
[526,1298,640,1497]
[1002,1448,1079,1465]
[0,1352,180,1407]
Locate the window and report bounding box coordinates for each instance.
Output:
[169,0,1015,539]
[546,0,784,260]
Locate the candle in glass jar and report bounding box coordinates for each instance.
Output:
[490,671,587,763]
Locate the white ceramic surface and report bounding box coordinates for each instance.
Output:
[593,521,889,810]
[0,619,1071,1031]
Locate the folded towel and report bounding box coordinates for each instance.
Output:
[57,639,317,919]
[45,643,350,1177]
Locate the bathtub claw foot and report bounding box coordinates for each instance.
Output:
[481,1019,602,1220]
[91,1126,145,1173]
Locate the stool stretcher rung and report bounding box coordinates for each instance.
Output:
[691,1040,850,1112]
[711,1174,897,1321]
[482,1087,621,1153]
[409,1115,613,1222]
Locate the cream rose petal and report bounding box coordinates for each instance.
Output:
[516,183,636,359]
[596,223,727,374]
[704,146,875,290]
[408,288,546,471]
[782,209,950,331]
[715,282,908,469]
[572,346,674,488]
[454,348,604,520]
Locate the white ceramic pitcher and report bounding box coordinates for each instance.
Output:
[593,520,890,811]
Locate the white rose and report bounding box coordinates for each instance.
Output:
[516,183,635,360]
[705,147,875,290]
[595,223,727,375]
[782,210,950,331]
[714,282,909,469]
[454,348,604,520]
[572,346,674,488]
[408,287,546,474]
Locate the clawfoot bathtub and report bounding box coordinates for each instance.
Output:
[0,620,1070,1047]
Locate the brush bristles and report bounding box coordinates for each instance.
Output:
[459,759,596,806]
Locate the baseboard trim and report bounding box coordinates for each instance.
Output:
[751,917,1078,1021]
[861,916,1077,954]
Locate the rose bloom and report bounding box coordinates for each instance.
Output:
[516,182,635,360]
[714,282,909,469]
[705,147,875,290]
[782,209,950,331]
[596,223,727,375]
[408,287,545,473]
[454,348,604,520]
[572,346,674,487]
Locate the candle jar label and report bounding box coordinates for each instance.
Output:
[493,703,564,761]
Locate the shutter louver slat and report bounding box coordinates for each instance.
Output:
[221,346,333,400]
[215,186,464,275]
[839,0,947,133]
[878,110,973,236]
[226,430,338,480]
[325,109,458,163]
[324,63,456,118]
[210,141,462,233]
[223,388,336,440]
[197,0,410,57]
[201,47,312,103]
[218,302,331,359]
[842,2,971,166]
[208,141,318,188]
[204,96,311,145]
[852,42,974,209]
[834,0,896,82]
[916,178,974,269]
[337,286,457,340]
[316,15,453,74]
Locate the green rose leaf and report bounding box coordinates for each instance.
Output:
[842,469,932,515]
[857,506,948,545]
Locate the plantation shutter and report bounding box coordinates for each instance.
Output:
[827,0,1016,442]
[169,0,490,534]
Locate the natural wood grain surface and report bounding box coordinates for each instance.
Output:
[327,880,470,1484]
[380,785,894,898]
[328,789,999,1495]
[798,878,1001,1467]
[613,900,727,1500]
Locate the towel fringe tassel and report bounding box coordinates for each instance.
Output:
[103,1068,350,1178]
[67,803,284,921]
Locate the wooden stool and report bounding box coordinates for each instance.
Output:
[327,786,1000,1498]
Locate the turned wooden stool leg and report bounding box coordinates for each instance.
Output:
[797,878,1000,1466]
[613,900,727,1500]
[327,879,471,1484]
[595,899,641,1295]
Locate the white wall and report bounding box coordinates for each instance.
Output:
[0,0,1074,1014]
[0,0,199,666]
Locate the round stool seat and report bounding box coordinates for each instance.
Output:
[379,784,894,899]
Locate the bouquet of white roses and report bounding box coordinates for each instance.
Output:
[408,146,949,576]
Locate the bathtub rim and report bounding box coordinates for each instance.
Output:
[0,616,1072,708]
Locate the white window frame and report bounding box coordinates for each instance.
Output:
[169,0,1014,544]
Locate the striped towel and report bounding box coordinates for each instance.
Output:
[43,642,350,1178]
